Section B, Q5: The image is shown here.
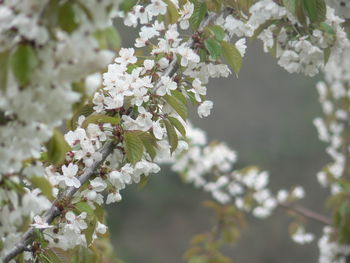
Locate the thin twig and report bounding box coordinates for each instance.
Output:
[280,202,332,225]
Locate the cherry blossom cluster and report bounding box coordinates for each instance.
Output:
[318,227,350,263]
[1,1,233,260]
[162,123,307,221]
[0,0,119,174]
[312,40,350,262]
[218,0,347,76]
[1,0,350,262]
[159,123,317,250]
[314,43,350,191]
[0,185,52,257]
[62,118,162,205]
[292,226,315,245]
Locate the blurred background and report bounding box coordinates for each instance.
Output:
[106,21,330,263]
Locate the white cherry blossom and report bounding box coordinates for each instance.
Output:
[60,163,81,188]
[197,100,213,118]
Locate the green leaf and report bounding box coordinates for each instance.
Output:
[0,111,6,126]
[46,128,72,165]
[119,0,137,12]
[206,25,226,41]
[14,253,24,263]
[38,254,53,263]
[221,40,243,74]
[94,204,104,222]
[283,0,296,15]
[324,46,331,64]
[43,250,63,263]
[34,228,48,248]
[138,175,150,189]
[29,176,53,200]
[179,0,187,5]
[204,39,222,60]
[71,247,96,263]
[138,132,157,160]
[58,2,79,33]
[163,0,180,24]
[163,119,178,153]
[190,2,207,30]
[340,202,350,225]
[168,116,186,137]
[75,202,94,217]
[76,0,94,21]
[0,50,9,91]
[320,22,336,35]
[199,48,208,62]
[94,27,121,50]
[164,94,188,120]
[188,255,208,263]
[126,64,139,74]
[4,178,26,194]
[105,27,121,50]
[137,131,158,147]
[82,114,120,129]
[205,0,221,12]
[85,216,97,246]
[268,39,277,57]
[50,248,71,263]
[10,44,39,86]
[282,0,307,24]
[236,0,253,14]
[94,30,108,50]
[171,89,187,106]
[303,0,326,23]
[295,0,307,25]
[186,89,198,105]
[124,131,144,164]
[303,0,317,22]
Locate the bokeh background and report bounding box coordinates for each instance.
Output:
[106,21,330,263]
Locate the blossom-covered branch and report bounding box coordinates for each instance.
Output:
[1,0,350,263]
[2,6,223,262]
[3,142,115,262]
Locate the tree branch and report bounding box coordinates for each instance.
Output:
[280,202,332,225]
[3,11,220,263]
[3,141,116,263]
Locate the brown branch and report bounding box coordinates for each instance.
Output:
[3,141,116,263]
[280,202,332,225]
